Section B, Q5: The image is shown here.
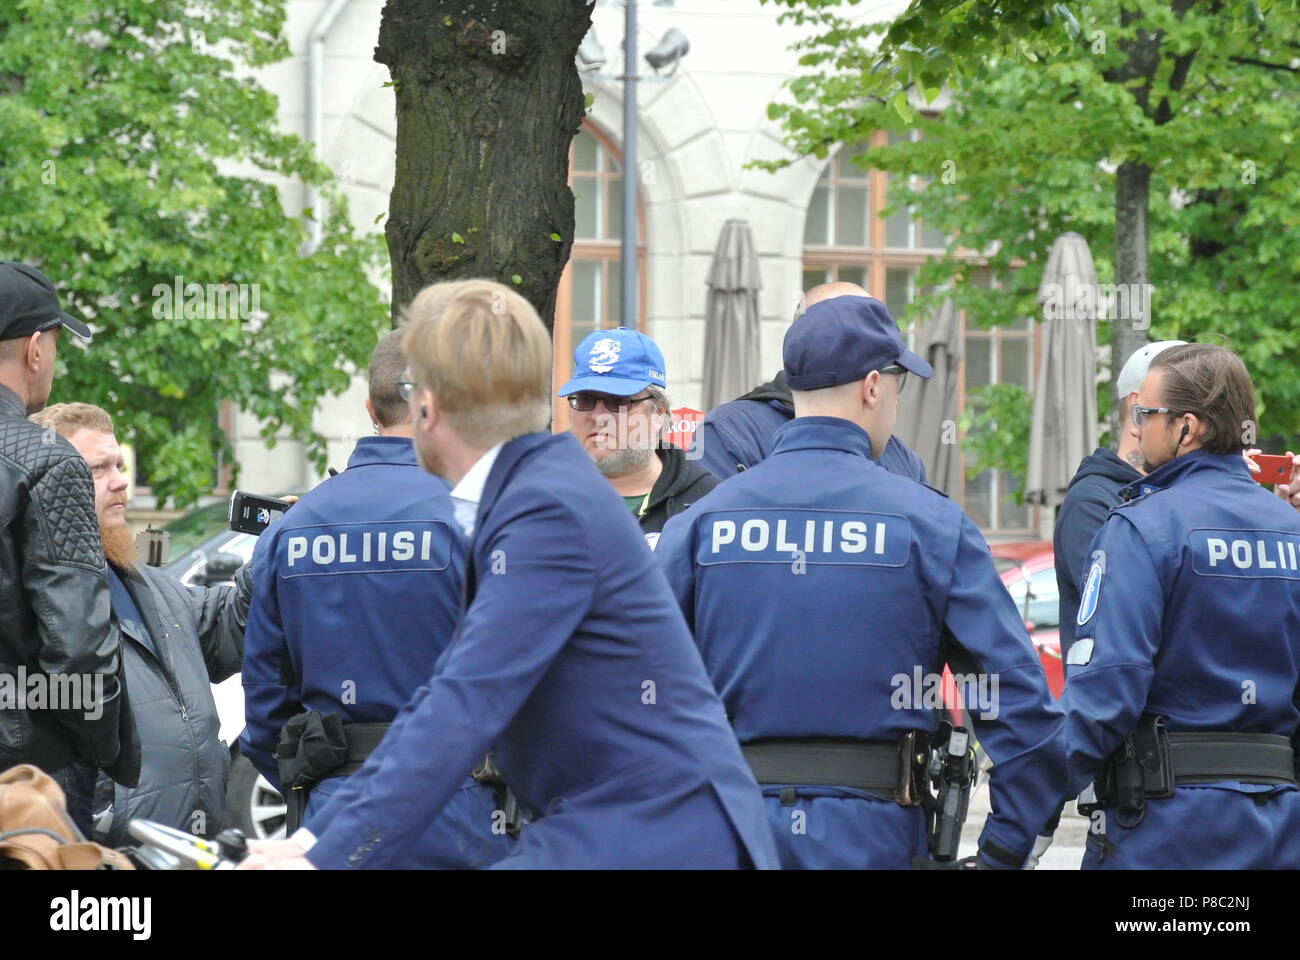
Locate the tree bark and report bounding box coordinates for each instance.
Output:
[375,0,592,330]
[1101,0,1199,447]
[1111,160,1151,444]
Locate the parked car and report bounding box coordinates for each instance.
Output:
[988,540,1063,698]
[160,496,296,840]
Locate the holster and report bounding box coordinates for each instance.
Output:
[1096,715,1173,824]
[920,723,977,862]
[275,711,388,834]
[472,752,523,837]
[1091,715,1295,828]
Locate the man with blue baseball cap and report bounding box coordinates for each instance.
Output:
[559,326,719,545]
[657,294,1068,869]
[696,283,930,481]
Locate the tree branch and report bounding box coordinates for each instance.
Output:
[1228,56,1300,73]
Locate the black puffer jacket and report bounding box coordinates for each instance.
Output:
[640,446,722,537]
[82,561,250,846]
[0,383,137,784]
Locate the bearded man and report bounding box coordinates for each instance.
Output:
[29,402,251,844]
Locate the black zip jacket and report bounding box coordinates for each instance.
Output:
[1053,446,1140,659]
[640,445,721,536]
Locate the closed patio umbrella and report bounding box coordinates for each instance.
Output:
[896,297,962,493]
[702,219,762,411]
[1025,231,1101,508]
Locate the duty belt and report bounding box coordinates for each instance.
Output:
[1083,716,1297,827]
[739,736,924,804]
[275,712,390,834]
[1167,732,1296,784]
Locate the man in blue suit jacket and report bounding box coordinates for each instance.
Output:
[240,279,777,870]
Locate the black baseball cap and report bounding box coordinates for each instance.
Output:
[783,295,932,390]
[0,262,92,343]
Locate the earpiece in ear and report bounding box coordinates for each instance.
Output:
[1179,423,1189,444]
[420,406,428,420]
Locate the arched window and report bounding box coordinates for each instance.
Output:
[802,131,947,338]
[552,123,647,429]
[801,132,1039,536]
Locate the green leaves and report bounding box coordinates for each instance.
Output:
[959,384,1035,494]
[0,0,388,507]
[548,232,562,241]
[765,0,1300,483]
[451,231,465,244]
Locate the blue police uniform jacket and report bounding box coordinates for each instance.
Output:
[696,375,927,483]
[1066,450,1300,869]
[302,431,780,870]
[240,435,510,867]
[657,417,1068,868]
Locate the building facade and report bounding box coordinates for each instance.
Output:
[136,0,1043,540]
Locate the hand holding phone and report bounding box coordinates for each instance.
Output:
[229,491,293,535]
[1247,453,1292,486]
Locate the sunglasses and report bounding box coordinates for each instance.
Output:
[879,364,909,395]
[567,393,654,413]
[1130,402,1189,429]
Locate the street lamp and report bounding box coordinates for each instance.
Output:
[577,2,689,330]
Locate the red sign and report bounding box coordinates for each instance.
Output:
[665,407,704,452]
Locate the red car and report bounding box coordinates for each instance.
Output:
[988,540,1063,698]
[941,540,1063,722]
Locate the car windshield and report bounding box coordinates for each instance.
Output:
[162,502,231,560]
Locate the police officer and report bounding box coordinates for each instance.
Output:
[696,281,927,482]
[240,330,511,868]
[657,295,1068,869]
[1066,343,1300,869]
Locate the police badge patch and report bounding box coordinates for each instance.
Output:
[1076,549,1105,627]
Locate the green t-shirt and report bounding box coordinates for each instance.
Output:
[623,493,650,519]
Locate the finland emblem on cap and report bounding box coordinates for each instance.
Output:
[1076,549,1105,627]
[588,337,622,373]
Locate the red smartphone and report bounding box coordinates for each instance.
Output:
[1249,453,1292,485]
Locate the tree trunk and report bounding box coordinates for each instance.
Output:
[376,0,592,331]
[1110,160,1151,446]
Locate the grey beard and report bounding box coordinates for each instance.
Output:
[593,446,655,477]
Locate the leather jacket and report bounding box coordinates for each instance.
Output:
[0,382,139,785]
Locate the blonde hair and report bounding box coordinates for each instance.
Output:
[29,401,115,438]
[400,279,552,447]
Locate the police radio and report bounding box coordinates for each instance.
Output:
[229,490,293,535]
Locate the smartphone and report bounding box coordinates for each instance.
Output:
[1249,453,1292,486]
[229,491,292,535]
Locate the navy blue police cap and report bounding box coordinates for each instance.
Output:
[783,295,933,390]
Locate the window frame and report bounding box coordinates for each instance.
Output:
[801,132,1042,537]
[552,122,648,432]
